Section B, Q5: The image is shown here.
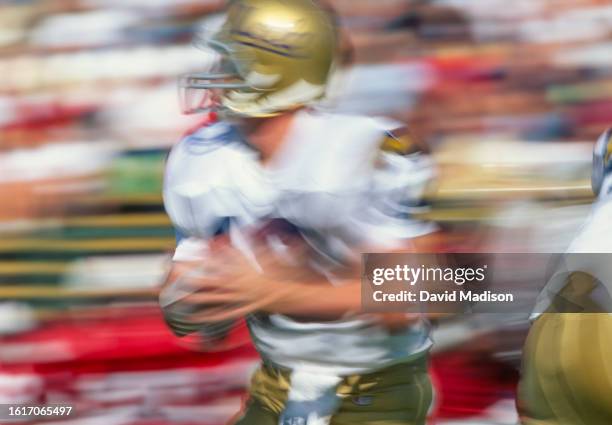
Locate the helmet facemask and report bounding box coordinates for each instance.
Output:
[178,26,256,115]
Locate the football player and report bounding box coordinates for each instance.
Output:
[517,129,612,425]
[160,1,438,424]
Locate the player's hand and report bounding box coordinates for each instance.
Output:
[179,272,292,323]
[172,240,316,323]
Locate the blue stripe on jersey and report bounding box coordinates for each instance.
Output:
[174,217,232,247]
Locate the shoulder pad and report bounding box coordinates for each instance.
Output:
[380,127,425,156]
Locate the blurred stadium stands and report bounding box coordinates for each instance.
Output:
[0,0,609,423]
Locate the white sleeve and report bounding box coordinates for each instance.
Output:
[355,151,437,248]
[173,237,209,262]
[163,131,227,262]
[163,139,227,239]
[368,118,437,239]
[163,123,270,241]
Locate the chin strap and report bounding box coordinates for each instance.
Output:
[279,369,343,425]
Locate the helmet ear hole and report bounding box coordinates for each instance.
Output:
[592,128,612,196]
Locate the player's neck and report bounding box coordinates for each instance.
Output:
[242,110,299,164]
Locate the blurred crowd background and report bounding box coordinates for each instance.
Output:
[0,0,609,424]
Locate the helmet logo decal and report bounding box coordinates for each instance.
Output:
[244,70,281,88]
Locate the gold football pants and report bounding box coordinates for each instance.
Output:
[518,313,612,425]
[230,356,432,425]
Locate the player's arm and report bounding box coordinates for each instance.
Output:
[158,240,208,337]
[178,233,446,330]
[159,230,244,337]
[159,261,199,337]
[262,243,438,330]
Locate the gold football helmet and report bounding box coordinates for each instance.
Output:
[180,0,338,117]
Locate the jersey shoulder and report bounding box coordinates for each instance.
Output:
[166,122,254,172]
[163,122,260,239]
[380,127,427,156]
[179,121,245,153]
[164,121,260,199]
[302,110,425,156]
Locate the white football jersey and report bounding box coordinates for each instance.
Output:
[163,109,436,375]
